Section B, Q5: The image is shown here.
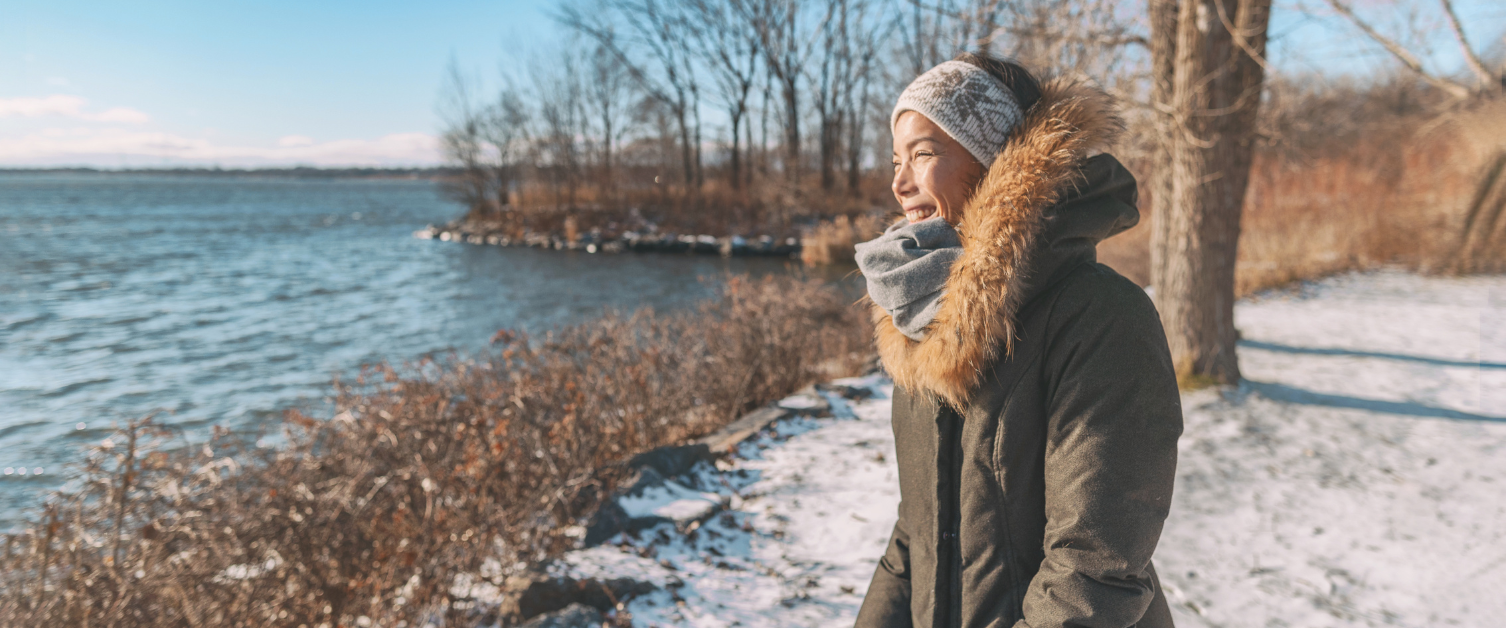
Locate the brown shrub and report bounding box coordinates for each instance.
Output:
[801,214,889,266]
[0,275,872,627]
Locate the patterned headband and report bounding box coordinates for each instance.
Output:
[891,60,1024,167]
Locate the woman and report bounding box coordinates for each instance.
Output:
[853,52,1182,628]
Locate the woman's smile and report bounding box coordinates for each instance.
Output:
[904,205,938,223]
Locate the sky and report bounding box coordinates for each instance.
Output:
[0,0,560,168]
[0,0,1501,168]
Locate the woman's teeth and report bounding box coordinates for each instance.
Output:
[906,207,936,222]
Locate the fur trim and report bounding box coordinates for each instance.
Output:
[873,77,1123,409]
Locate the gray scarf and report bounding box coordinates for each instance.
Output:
[854,217,962,341]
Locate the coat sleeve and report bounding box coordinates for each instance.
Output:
[855,519,915,628]
[1016,269,1183,628]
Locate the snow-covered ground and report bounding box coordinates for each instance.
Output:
[558,271,1506,627]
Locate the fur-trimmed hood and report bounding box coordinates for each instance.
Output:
[872,77,1136,408]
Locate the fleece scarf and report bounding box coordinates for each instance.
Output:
[854,217,962,341]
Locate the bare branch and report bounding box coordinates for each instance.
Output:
[1437,0,1495,88]
[1213,0,1271,74]
[1322,0,1471,99]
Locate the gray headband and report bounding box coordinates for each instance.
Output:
[891,60,1024,167]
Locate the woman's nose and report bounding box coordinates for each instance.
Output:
[892,163,917,200]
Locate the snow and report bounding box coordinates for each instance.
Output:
[618,480,725,522]
[1158,271,1506,627]
[554,271,1505,627]
[775,394,826,411]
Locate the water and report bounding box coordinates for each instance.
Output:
[0,173,828,527]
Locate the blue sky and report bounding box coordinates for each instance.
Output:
[0,0,1500,168]
[0,0,560,167]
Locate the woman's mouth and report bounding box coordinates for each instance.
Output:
[905,206,937,223]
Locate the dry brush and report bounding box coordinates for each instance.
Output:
[0,275,873,628]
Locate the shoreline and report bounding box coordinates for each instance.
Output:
[414,221,806,258]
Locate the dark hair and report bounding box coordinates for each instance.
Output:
[953,51,1043,113]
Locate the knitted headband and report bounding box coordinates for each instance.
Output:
[891,60,1024,167]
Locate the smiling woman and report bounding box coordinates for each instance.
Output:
[853,52,1183,628]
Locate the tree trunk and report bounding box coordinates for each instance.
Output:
[729,110,743,191]
[820,113,838,192]
[677,107,694,190]
[1150,0,1272,386]
[783,81,800,185]
[1148,0,1178,289]
[846,86,867,196]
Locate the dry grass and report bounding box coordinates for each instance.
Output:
[1098,96,1506,295]
[800,214,889,266]
[0,275,872,628]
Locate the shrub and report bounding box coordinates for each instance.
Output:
[801,214,889,266]
[0,275,872,627]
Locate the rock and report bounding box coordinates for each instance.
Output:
[517,603,602,628]
[502,574,655,622]
[620,465,666,496]
[583,465,664,546]
[628,443,712,479]
[584,465,725,545]
[583,493,633,547]
[616,480,724,532]
[777,386,833,417]
[816,382,874,401]
[695,405,789,453]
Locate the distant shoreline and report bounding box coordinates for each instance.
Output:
[0,166,463,180]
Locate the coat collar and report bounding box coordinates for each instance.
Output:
[872,77,1124,409]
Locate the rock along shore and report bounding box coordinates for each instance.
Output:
[414,223,803,258]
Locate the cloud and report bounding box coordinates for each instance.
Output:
[0,95,150,124]
[91,107,151,124]
[0,127,443,167]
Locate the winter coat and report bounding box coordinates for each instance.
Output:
[855,78,1183,628]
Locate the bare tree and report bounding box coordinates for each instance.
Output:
[483,85,533,211]
[842,10,883,196]
[1149,0,1274,385]
[532,53,588,209]
[689,0,763,190]
[583,42,637,198]
[559,0,704,191]
[1319,0,1500,99]
[438,59,502,217]
[742,0,816,185]
[997,0,1146,82]
[894,0,1006,78]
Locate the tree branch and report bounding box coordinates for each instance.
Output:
[1322,0,1470,99]
[1437,0,1495,89]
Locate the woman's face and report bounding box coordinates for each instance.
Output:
[891,111,985,225]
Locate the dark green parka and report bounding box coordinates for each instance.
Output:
[855,79,1183,628]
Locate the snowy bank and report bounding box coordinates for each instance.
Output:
[537,271,1504,627]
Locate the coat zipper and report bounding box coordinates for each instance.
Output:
[937,404,964,628]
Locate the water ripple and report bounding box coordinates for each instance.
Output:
[0,173,846,528]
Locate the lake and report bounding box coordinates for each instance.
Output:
[0,173,838,528]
